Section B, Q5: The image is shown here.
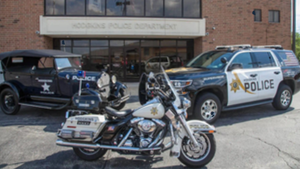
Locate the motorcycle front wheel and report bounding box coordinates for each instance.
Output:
[178,133,216,168]
[73,147,107,161]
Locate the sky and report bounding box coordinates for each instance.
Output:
[296,0,300,33]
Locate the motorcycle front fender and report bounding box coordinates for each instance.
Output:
[112,81,127,97]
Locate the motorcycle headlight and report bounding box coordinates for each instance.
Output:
[97,79,102,88]
[170,80,192,88]
[111,75,117,84]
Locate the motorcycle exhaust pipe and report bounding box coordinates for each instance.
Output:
[56,139,161,152]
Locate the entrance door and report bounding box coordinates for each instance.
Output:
[110,47,140,81]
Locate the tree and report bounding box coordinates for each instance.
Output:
[296,32,300,60]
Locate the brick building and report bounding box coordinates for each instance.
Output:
[0,0,291,81]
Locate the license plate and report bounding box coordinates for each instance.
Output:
[77,121,90,125]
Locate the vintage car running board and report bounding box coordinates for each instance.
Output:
[222,99,273,111]
[19,101,70,110]
[30,96,70,103]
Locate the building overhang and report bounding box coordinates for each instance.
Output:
[40,16,205,39]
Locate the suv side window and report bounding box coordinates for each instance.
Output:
[253,52,276,68]
[231,52,254,69]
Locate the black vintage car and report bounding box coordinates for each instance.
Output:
[0,50,129,115]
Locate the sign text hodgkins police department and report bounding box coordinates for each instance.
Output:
[72,22,177,30]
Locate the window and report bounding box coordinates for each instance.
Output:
[269,10,280,23]
[38,57,54,68]
[107,0,126,16]
[276,51,299,66]
[165,0,182,17]
[86,0,105,15]
[145,0,163,16]
[184,0,200,17]
[254,9,261,22]
[253,52,276,68]
[45,0,65,15]
[231,53,253,69]
[66,0,85,15]
[126,0,144,16]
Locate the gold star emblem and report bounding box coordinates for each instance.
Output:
[151,107,158,116]
[230,79,240,93]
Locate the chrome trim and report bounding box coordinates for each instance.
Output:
[152,119,166,127]
[110,95,130,107]
[169,123,175,144]
[130,117,144,125]
[118,128,133,147]
[148,130,163,148]
[56,139,161,151]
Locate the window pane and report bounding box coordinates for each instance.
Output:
[45,0,65,15]
[73,47,90,55]
[66,0,85,15]
[177,47,187,64]
[125,40,140,46]
[107,0,125,16]
[91,47,109,55]
[165,0,182,17]
[110,40,124,46]
[161,40,176,46]
[231,53,253,69]
[274,11,279,22]
[253,52,275,68]
[141,40,159,46]
[254,9,261,22]
[269,11,273,22]
[145,0,163,16]
[86,0,105,15]
[74,40,89,46]
[60,47,72,53]
[177,40,187,47]
[126,0,144,16]
[91,40,108,46]
[183,0,200,17]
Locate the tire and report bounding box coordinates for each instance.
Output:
[73,147,107,161]
[0,88,21,115]
[178,133,216,168]
[272,84,292,110]
[194,93,221,124]
[110,89,126,110]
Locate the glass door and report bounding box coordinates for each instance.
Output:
[124,47,140,80]
[110,47,125,80]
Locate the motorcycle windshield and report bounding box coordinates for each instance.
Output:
[160,66,181,108]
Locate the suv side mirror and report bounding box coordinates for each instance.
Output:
[221,57,228,64]
[228,63,243,71]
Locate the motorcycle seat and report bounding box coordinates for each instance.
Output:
[105,107,134,118]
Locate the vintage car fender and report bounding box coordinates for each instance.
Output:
[0,81,20,99]
[113,81,127,96]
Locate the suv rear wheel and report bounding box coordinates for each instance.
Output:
[272,84,292,110]
[0,88,21,115]
[194,93,221,124]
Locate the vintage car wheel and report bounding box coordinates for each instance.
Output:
[73,147,107,161]
[194,93,221,124]
[272,84,292,110]
[0,88,21,115]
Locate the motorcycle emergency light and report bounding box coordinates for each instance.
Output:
[77,71,86,78]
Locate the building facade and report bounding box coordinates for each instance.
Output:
[0,0,291,81]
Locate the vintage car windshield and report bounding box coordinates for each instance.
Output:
[186,51,233,69]
[55,57,81,70]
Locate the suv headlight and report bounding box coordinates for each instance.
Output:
[170,80,193,88]
[111,75,117,84]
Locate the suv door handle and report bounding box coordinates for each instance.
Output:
[274,71,280,75]
[250,74,257,77]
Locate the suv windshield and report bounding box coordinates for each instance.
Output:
[55,57,81,70]
[186,51,233,69]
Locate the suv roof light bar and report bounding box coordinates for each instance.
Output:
[252,45,283,50]
[215,44,252,50]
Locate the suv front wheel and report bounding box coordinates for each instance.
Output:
[194,93,221,124]
[272,84,292,110]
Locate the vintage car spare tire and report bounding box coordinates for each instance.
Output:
[0,88,21,115]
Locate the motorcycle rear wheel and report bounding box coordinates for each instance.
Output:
[73,147,107,161]
[178,133,216,168]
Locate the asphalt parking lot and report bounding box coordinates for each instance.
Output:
[0,83,300,169]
